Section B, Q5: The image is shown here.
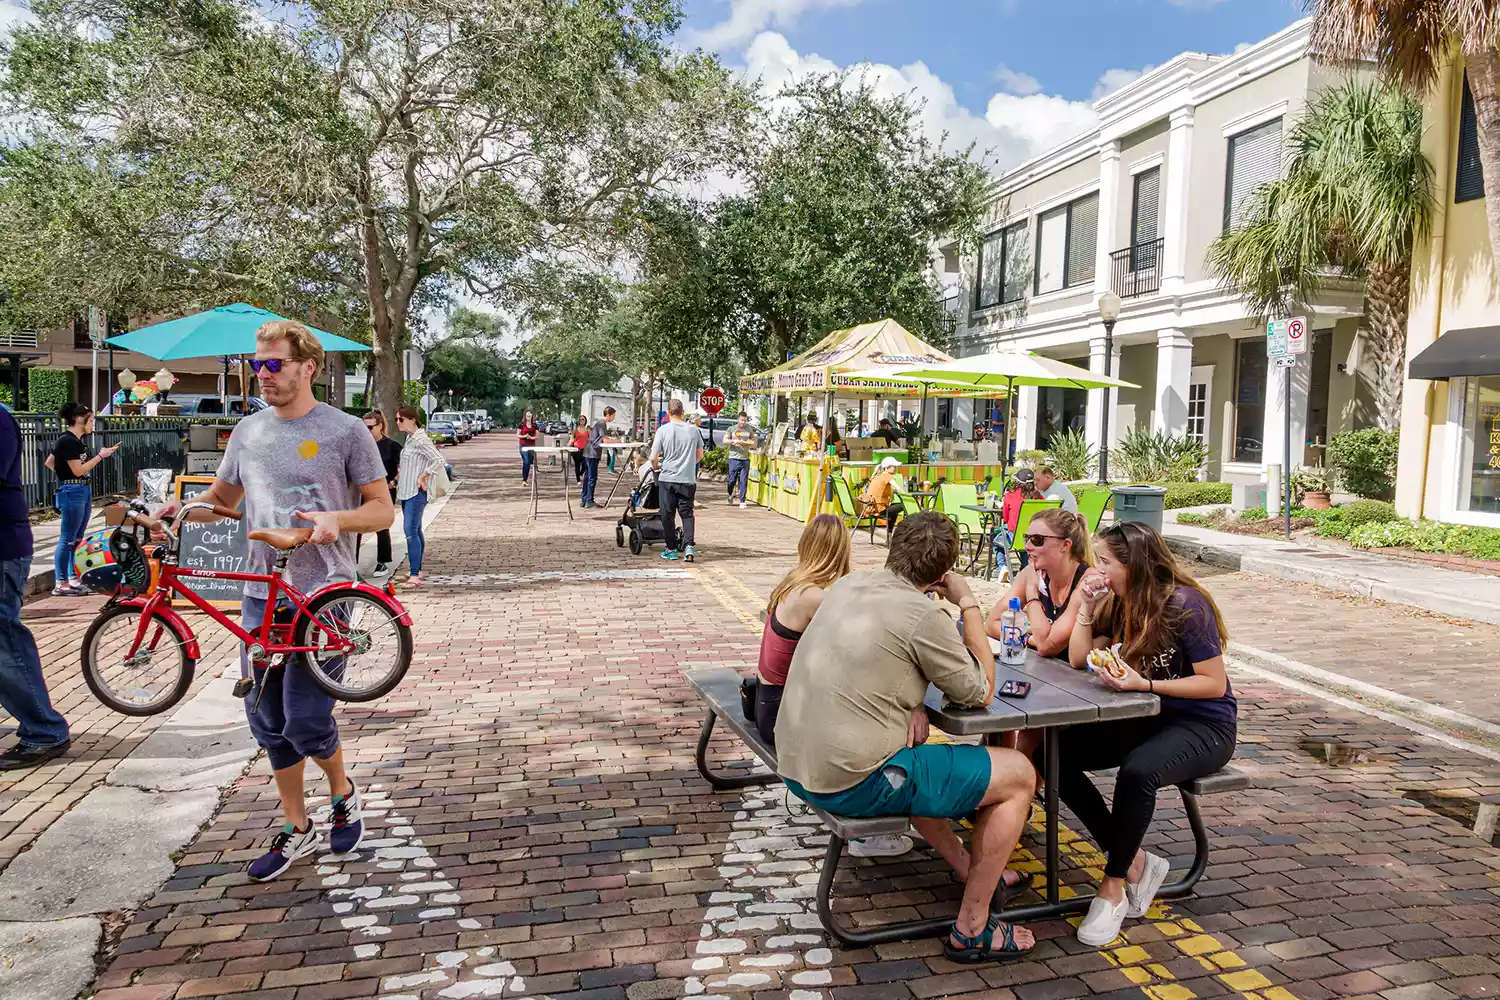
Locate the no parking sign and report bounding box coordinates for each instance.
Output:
[1286,316,1307,355]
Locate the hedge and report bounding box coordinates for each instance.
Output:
[1348,518,1500,561]
[27,368,72,415]
[701,445,728,475]
[1073,481,1231,510]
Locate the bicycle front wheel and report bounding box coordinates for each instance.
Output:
[294,589,413,702]
[82,605,196,716]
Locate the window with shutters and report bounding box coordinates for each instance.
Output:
[1130,168,1160,272]
[1457,73,1485,203]
[974,221,1029,308]
[1033,193,1098,294]
[1223,117,1284,230]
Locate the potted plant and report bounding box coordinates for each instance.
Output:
[1292,466,1332,509]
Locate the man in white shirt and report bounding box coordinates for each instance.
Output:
[1035,466,1078,514]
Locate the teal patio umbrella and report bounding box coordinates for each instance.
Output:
[104,303,369,360]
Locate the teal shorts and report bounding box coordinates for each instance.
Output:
[784,743,992,819]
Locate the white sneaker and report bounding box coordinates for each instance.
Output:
[1125,852,1170,918]
[739,501,747,509]
[1077,894,1129,947]
[848,834,913,858]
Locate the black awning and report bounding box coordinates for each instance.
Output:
[1408,325,1500,380]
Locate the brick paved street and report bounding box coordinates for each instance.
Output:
[12,432,1500,1000]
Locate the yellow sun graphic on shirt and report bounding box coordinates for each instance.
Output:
[296,439,320,460]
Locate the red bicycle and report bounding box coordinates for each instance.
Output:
[80,499,414,716]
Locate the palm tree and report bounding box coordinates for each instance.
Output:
[1311,0,1500,269]
[1208,79,1433,430]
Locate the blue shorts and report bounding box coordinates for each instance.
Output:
[784,743,992,819]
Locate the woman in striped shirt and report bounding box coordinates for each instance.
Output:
[395,406,444,586]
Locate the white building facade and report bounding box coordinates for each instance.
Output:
[942,19,1380,490]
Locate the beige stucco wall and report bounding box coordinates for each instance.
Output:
[1183,59,1313,284]
[1114,343,1157,439]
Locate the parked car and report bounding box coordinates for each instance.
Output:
[162,394,269,417]
[427,420,459,445]
[431,411,471,440]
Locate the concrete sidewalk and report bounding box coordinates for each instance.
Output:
[1165,518,1500,627]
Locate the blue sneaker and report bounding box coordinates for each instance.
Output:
[248,822,320,882]
[661,549,679,561]
[329,782,364,855]
[683,545,696,563]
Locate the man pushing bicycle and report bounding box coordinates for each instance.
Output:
[160,320,393,881]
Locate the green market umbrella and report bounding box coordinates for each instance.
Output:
[845,351,1138,484]
[104,303,369,360]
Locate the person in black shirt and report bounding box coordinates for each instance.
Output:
[871,418,902,446]
[0,403,71,768]
[361,411,403,576]
[48,402,117,596]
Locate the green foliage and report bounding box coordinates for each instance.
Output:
[1074,482,1231,510]
[1348,519,1500,561]
[27,368,71,414]
[1291,466,1330,493]
[425,325,509,412]
[1044,429,1094,481]
[1327,428,1399,499]
[701,446,728,475]
[1115,428,1209,482]
[1343,499,1400,524]
[1014,449,1047,468]
[1175,511,1212,526]
[1240,506,1269,521]
[351,392,367,410]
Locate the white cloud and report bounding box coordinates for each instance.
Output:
[683,0,864,53]
[1093,66,1151,100]
[0,1,33,35]
[741,32,1097,175]
[992,64,1042,96]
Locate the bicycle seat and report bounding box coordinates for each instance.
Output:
[248,527,314,550]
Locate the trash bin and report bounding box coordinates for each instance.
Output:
[1110,484,1169,532]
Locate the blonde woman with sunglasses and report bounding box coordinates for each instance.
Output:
[984,508,1092,659]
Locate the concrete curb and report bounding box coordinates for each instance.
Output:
[1166,532,1500,628]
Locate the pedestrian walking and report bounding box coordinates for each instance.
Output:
[157,320,393,881]
[570,415,590,483]
[396,406,444,587]
[518,410,539,484]
[725,412,755,508]
[580,406,615,509]
[649,398,703,563]
[0,403,70,769]
[360,411,402,577]
[47,402,119,596]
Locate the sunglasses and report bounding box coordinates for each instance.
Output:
[247,357,306,375]
[1024,533,1063,546]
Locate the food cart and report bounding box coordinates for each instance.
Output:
[738,319,1008,524]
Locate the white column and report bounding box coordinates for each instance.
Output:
[1153,328,1195,436]
[1161,107,1195,292]
[1015,386,1039,451]
[1260,348,1312,475]
[1094,141,1123,296]
[1086,334,1109,455]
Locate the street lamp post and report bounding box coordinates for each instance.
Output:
[1096,291,1122,485]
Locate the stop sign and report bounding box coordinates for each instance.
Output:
[699,387,726,416]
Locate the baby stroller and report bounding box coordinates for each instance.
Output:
[617,466,667,555]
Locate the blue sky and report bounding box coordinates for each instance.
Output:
[680,0,1308,173]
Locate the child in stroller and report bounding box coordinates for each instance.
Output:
[616,465,667,555]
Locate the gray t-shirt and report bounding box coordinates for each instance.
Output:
[585,419,607,459]
[217,403,387,599]
[726,425,756,461]
[1042,481,1078,514]
[650,420,701,484]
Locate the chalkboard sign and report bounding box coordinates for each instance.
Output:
[173,475,248,610]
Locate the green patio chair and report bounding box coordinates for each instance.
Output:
[832,474,882,543]
[937,483,985,572]
[1077,489,1112,534]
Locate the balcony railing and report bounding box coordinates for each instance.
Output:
[1109,238,1164,299]
[0,331,39,349]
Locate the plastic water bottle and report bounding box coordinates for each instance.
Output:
[1000,597,1027,666]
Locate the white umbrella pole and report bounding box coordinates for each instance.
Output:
[917,382,929,485]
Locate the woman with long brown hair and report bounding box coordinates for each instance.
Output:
[1060,521,1236,948]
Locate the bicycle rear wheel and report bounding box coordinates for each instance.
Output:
[294,589,412,702]
[82,605,196,716]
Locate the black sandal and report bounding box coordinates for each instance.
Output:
[943,913,1034,965]
[994,868,1029,909]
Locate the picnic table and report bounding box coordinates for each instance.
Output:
[596,441,646,509]
[520,445,577,524]
[906,488,938,509]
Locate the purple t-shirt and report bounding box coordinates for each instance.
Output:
[1132,586,1237,727]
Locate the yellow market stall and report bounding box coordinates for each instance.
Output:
[738,319,1008,523]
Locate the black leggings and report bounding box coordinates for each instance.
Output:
[1045,714,1235,879]
[754,682,783,747]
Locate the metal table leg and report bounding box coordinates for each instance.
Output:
[1045,726,1061,905]
[599,451,636,509]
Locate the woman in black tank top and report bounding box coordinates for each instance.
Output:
[984,507,1092,660]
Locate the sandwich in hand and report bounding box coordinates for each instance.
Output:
[1086,644,1129,680]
